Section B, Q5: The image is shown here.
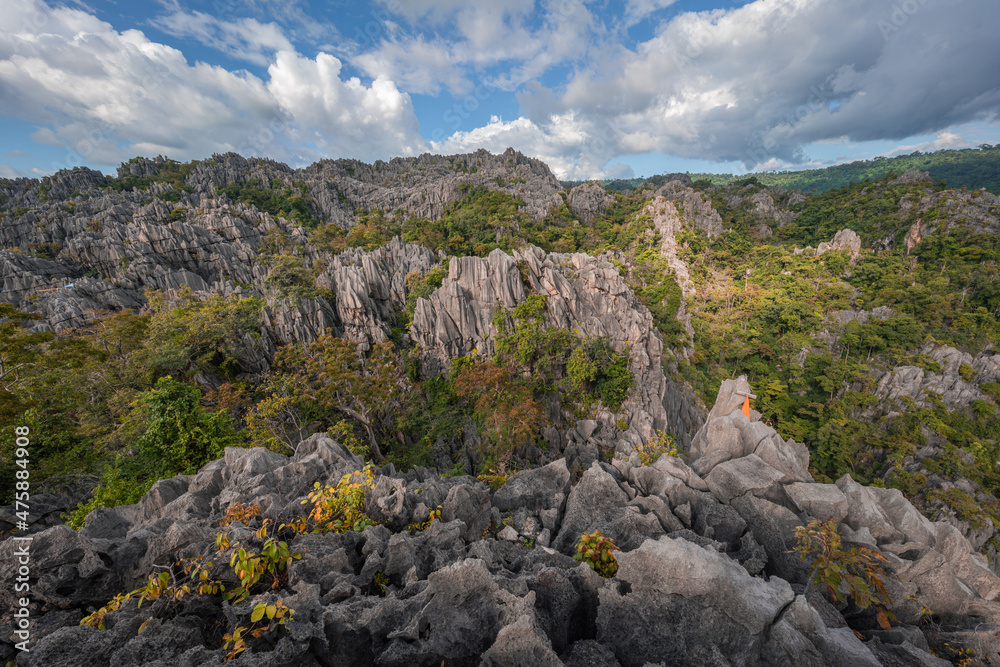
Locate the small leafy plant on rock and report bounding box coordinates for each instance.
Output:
[223,599,294,661]
[284,464,377,534]
[792,519,897,629]
[573,530,621,578]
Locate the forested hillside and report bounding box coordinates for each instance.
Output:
[3,150,1000,664]
[1,154,998,534]
[567,145,1000,194]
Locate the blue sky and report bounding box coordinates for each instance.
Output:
[1,0,998,180]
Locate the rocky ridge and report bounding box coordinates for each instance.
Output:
[410,245,670,460]
[3,379,997,665]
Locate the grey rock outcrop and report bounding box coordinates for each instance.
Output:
[899,184,1000,253]
[411,245,670,449]
[816,228,862,260]
[652,179,725,237]
[875,343,1000,411]
[5,375,1000,665]
[566,182,614,224]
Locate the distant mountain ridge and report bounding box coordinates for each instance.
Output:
[564,145,1000,194]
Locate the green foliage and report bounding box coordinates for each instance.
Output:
[224,599,294,661]
[627,249,686,343]
[400,261,449,331]
[566,337,634,412]
[264,253,320,300]
[402,187,529,256]
[573,530,620,578]
[793,519,896,629]
[629,430,680,466]
[272,335,406,462]
[927,487,1000,532]
[777,178,934,247]
[218,180,319,228]
[65,462,153,530]
[141,288,265,380]
[286,465,377,534]
[682,146,1000,193]
[122,376,242,476]
[221,536,301,604]
[108,158,198,193]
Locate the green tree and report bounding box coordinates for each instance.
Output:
[275,335,408,462]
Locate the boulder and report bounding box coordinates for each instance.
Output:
[704,453,784,503]
[784,482,849,522]
[597,536,794,666]
[553,462,666,554]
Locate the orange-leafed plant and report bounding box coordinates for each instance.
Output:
[792,519,897,629]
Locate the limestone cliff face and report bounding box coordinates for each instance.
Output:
[565,181,614,223]
[411,245,670,454]
[652,179,725,237]
[304,147,564,223]
[2,155,700,468]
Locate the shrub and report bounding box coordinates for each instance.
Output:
[792,519,896,629]
[632,430,680,466]
[125,376,243,477]
[220,501,261,527]
[65,462,153,529]
[573,530,620,578]
[285,465,377,534]
[454,361,543,475]
[264,253,319,300]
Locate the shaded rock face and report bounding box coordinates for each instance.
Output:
[652,179,725,237]
[5,379,1000,666]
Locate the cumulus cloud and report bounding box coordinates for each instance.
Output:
[0,0,427,168]
[360,0,595,93]
[431,113,625,180]
[434,0,1000,171]
[266,51,425,158]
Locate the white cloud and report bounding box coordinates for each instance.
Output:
[886,131,973,157]
[0,164,26,178]
[359,0,596,93]
[464,0,1000,170]
[623,0,679,26]
[5,149,30,157]
[0,0,427,168]
[353,37,468,95]
[266,51,425,158]
[153,5,294,66]
[431,113,627,180]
